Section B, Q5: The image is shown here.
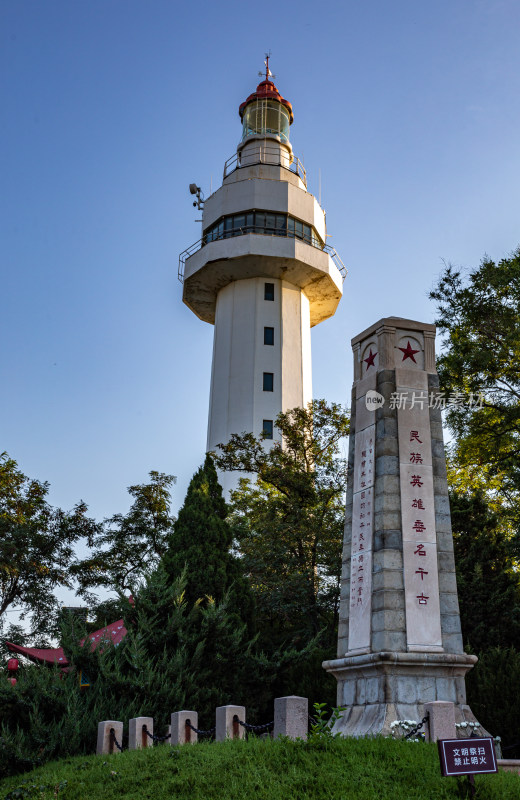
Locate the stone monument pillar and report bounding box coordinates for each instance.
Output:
[323,317,480,736]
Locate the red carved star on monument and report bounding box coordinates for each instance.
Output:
[399,340,420,363]
[364,348,377,370]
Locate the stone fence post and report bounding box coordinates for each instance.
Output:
[129,716,153,750]
[273,696,308,740]
[96,720,123,755]
[216,705,246,741]
[425,701,456,741]
[171,710,199,744]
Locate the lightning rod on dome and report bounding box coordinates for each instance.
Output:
[258,50,275,82]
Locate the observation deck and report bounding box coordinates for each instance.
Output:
[179,145,346,327]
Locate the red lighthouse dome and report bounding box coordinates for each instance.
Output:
[238,79,293,124]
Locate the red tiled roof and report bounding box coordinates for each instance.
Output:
[5,619,127,666]
[5,643,69,666]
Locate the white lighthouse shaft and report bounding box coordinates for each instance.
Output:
[207,277,312,459]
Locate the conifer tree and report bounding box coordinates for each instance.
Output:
[162,454,253,624]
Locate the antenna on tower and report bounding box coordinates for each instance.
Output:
[258,50,275,82]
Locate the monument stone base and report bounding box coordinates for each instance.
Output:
[323,651,480,738]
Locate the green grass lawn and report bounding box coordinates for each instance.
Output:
[1,737,518,800]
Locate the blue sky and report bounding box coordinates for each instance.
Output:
[2,0,519,560]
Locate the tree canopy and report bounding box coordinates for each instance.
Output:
[0,452,96,637]
[432,251,520,750]
[214,400,349,648]
[430,250,520,519]
[71,471,177,600]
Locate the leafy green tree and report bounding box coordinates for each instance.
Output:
[72,471,176,599]
[450,490,520,653]
[0,452,96,637]
[162,454,253,623]
[430,250,520,518]
[214,400,349,653]
[449,488,520,754]
[431,252,520,750]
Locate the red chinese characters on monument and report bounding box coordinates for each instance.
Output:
[406,432,434,607]
[397,391,442,648]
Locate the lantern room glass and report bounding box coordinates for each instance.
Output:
[242,100,290,143]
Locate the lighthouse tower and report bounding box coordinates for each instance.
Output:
[179,60,346,490]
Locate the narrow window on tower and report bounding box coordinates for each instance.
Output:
[264,326,274,345]
[262,420,274,439]
[264,282,274,301]
[263,372,274,392]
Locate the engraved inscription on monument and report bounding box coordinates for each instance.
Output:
[348,425,375,652]
[397,390,442,651]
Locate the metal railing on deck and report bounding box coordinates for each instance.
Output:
[178,226,347,283]
[223,144,307,186]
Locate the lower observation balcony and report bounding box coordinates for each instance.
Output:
[179,231,345,327]
[179,224,346,283]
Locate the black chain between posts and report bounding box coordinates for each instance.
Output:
[186,721,216,738]
[238,719,274,734]
[107,716,274,748]
[143,725,171,743]
[109,728,123,752]
[404,714,429,739]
